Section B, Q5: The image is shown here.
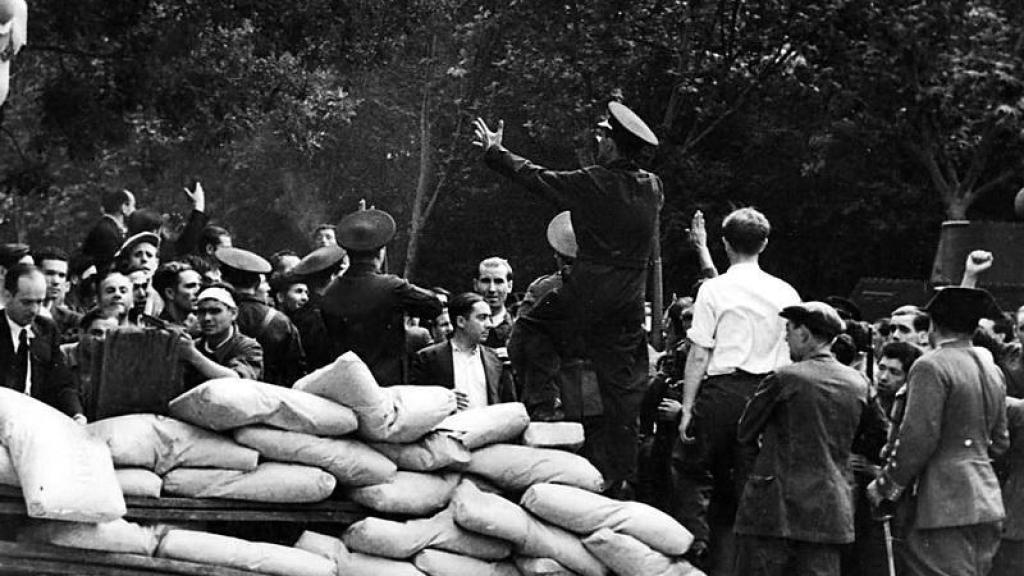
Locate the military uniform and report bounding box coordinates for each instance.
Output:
[235,293,305,386]
[484,145,662,490]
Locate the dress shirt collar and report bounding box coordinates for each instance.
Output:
[5,312,33,346]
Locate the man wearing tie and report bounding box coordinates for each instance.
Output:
[1,263,84,422]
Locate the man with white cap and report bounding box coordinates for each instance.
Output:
[181,285,263,389]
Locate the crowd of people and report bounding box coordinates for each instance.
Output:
[1,101,1021,576]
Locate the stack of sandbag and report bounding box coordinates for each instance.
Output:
[86,413,260,498]
[0,388,126,522]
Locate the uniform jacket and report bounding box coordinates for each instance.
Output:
[1001,397,1024,540]
[410,340,517,405]
[876,341,1009,529]
[81,215,124,272]
[236,294,305,386]
[320,262,442,387]
[734,351,878,544]
[0,311,82,416]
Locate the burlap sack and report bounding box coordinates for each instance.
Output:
[88,413,258,474]
[168,378,358,436]
[522,422,585,452]
[413,549,520,576]
[369,431,471,472]
[162,462,336,503]
[515,556,577,576]
[435,403,530,450]
[348,471,460,515]
[19,519,163,555]
[450,479,607,576]
[343,506,510,560]
[0,388,125,522]
[294,530,427,576]
[465,444,603,493]
[386,386,457,443]
[293,352,395,440]
[234,426,396,486]
[521,483,694,555]
[582,529,705,576]
[157,529,336,576]
[115,468,163,498]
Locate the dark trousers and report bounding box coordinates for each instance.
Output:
[672,372,764,545]
[900,522,1001,576]
[990,538,1024,576]
[736,535,842,576]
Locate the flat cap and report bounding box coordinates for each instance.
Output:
[215,246,272,274]
[114,232,160,259]
[780,301,845,339]
[546,211,578,259]
[291,245,347,277]
[337,209,396,252]
[823,295,862,322]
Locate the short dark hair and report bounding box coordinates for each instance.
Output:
[152,261,194,298]
[127,208,163,235]
[313,224,335,234]
[34,246,69,265]
[478,257,513,282]
[101,189,132,213]
[880,341,923,373]
[79,306,117,330]
[200,225,231,251]
[4,263,42,295]
[722,208,770,256]
[448,292,485,322]
[993,312,1015,342]
[893,308,930,332]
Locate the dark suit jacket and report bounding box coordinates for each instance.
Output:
[410,340,517,405]
[320,262,442,386]
[81,215,124,271]
[0,311,82,416]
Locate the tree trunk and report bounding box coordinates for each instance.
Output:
[403,59,434,281]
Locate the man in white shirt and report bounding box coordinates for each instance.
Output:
[411,292,517,408]
[673,207,801,570]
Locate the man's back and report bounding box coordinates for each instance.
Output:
[235,294,304,386]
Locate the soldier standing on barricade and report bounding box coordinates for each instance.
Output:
[472,101,662,497]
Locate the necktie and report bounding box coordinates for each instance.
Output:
[14,328,29,393]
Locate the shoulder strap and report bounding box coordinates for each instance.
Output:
[967,348,996,442]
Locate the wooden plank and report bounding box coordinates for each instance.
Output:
[0,541,264,576]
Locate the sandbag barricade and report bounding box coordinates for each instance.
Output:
[521,483,694,556]
[450,479,608,576]
[348,471,460,516]
[156,529,336,576]
[522,422,585,452]
[465,443,604,493]
[18,519,165,556]
[369,431,471,472]
[162,462,336,503]
[413,549,520,576]
[115,468,163,498]
[87,413,258,474]
[0,388,126,522]
[295,530,427,576]
[343,506,511,560]
[234,425,396,486]
[583,529,705,576]
[435,403,530,450]
[515,556,577,576]
[169,378,358,436]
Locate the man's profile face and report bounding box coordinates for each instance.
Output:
[122,191,137,217]
[432,311,453,342]
[876,357,908,396]
[173,270,202,313]
[475,264,511,312]
[39,258,69,301]
[5,272,47,326]
[277,283,309,313]
[459,301,493,344]
[197,299,236,337]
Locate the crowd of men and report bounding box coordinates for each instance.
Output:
[1,102,1022,576]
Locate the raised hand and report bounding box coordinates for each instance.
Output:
[472,118,504,151]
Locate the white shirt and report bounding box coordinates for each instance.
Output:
[451,342,488,409]
[687,261,800,376]
[5,312,33,395]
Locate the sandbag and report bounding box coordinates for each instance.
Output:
[293,352,395,439]
[386,386,457,443]
[88,413,259,474]
[162,462,336,503]
[234,426,395,486]
[0,388,125,522]
[413,549,520,576]
[465,444,603,493]
[369,431,471,472]
[295,530,427,576]
[521,483,694,556]
[19,519,163,555]
[582,529,704,576]
[522,422,585,452]
[435,403,530,450]
[0,446,17,486]
[451,480,607,576]
[116,468,163,498]
[157,529,335,576]
[515,556,577,576]
[348,471,460,515]
[344,506,510,560]
[168,378,358,436]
